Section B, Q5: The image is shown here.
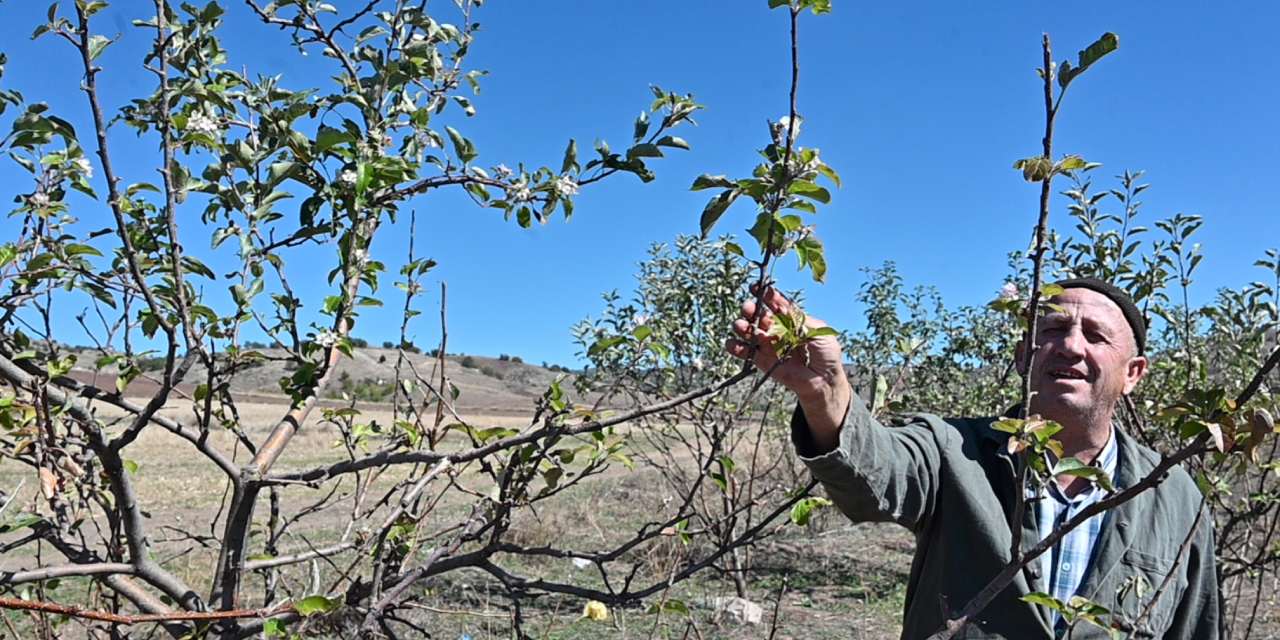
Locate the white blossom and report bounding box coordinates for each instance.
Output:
[691,357,704,371]
[29,192,50,208]
[72,157,93,178]
[187,113,219,136]
[999,282,1019,300]
[779,114,802,141]
[494,164,512,178]
[506,184,534,204]
[314,330,339,348]
[553,175,579,197]
[337,169,359,186]
[351,249,369,263]
[631,313,650,328]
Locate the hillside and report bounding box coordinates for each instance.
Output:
[62,346,589,415]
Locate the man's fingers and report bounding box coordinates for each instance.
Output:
[724,337,781,371]
[724,338,751,360]
[740,299,779,332]
[749,284,794,317]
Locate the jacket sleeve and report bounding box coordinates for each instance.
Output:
[792,398,949,532]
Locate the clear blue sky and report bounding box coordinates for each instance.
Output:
[0,1,1276,367]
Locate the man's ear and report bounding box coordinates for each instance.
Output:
[1122,356,1148,395]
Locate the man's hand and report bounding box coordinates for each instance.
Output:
[725,286,851,454]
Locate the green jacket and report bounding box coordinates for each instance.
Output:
[794,401,1219,639]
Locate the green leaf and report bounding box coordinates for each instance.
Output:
[787,200,818,214]
[122,460,138,474]
[1022,592,1063,610]
[647,599,691,616]
[690,174,734,191]
[293,595,341,617]
[631,324,653,341]
[354,25,388,48]
[991,418,1023,434]
[561,138,578,174]
[1051,458,1114,492]
[768,0,790,8]
[816,162,842,188]
[789,181,831,204]
[1060,32,1120,89]
[699,190,739,238]
[632,111,650,142]
[64,244,102,257]
[0,513,43,534]
[801,0,832,14]
[647,341,669,361]
[1040,284,1065,297]
[86,34,112,62]
[627,143,664,159]
[790,497,831,525]
[445,126,477,164]
[654,135,689,150]
[266,161,299,188]
[314,126,352,155]
[806,327,838,339]
[588,335,626,357]
[796,236,827,283]
[1057,156,1087,172]
[1076,32,1120,77]
[263,618,287,637]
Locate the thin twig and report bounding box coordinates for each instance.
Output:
[0,597,290,626]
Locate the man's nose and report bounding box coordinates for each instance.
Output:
[1057,326,1087,356]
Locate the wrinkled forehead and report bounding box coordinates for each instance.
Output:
[1045,288,1133,334]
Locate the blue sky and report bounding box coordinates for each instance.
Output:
[0,1,1276,367]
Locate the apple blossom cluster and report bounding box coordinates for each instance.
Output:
[186,113,219,136]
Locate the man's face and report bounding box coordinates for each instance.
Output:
[1025,288,1148,430]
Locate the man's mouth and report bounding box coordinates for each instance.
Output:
[1048,368,1087,380]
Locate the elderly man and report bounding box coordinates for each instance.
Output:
[727,279,1218,639]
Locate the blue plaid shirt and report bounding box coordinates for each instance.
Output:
[1029,429,1118,626]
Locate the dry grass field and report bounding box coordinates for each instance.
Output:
[0,378,917,639]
